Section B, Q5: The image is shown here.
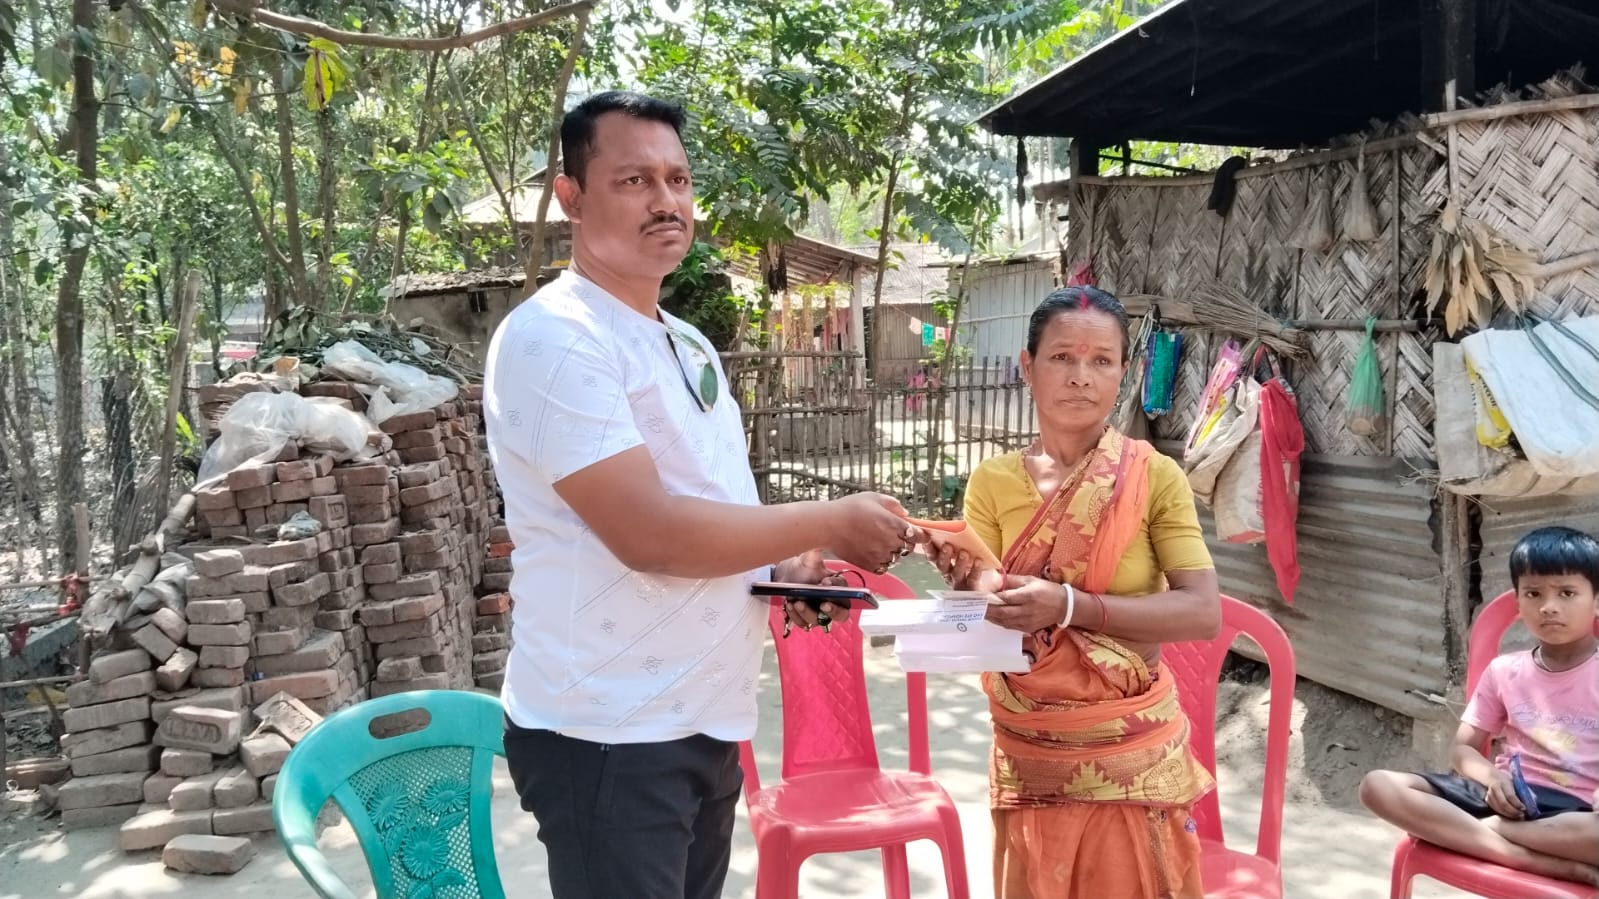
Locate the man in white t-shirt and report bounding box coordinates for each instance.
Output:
[483,91,921,899]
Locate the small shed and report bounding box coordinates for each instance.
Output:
[980,0,1599,723]
[383,266,560,363]
[458,178,573,268]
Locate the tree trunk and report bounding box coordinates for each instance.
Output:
[523,7,591,288]
[867,72,919,385]
[53,0,98,573]
[276,60,311,307]
[445,59,518,255]
[315,107,337,305]
[392,52,442,281]
[156,272,201,518]
[208,266,225,380]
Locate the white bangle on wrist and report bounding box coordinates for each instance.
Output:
[1060,584,1076,628]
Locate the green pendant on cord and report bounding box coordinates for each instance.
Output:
[699,363,719,408]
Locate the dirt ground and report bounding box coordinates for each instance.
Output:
[2,559,1477,898]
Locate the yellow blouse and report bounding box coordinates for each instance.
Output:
[964,450,1213,596]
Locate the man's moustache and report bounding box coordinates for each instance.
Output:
[642,216,685,233]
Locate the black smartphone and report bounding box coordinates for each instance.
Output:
[750,582,880,611]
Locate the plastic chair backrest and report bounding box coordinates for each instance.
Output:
[753,563,925,785]
[1164,595,1296,865]
[274,690,507,899]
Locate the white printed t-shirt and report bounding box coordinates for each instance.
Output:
[483,271,765,745]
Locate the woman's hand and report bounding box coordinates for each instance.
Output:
[924,542,1004,592]
[773,549,852,627]
[986,574,1068,634]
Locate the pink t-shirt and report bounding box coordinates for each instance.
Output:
[1463,650,1599,804]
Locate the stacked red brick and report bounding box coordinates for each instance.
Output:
[190,457,369,715]
[473,526,514,690]
[111,691,320,864]
[55,376,508,856]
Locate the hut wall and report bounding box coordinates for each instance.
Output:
[1067,142,1450,716]
[1064,98,1599,716]
[1183,452,1448,720]
[389,287,518,364]
[1420,102,1599,321]
[954,257,1059,361]
[1066,141,1442,462]
[874,304,945,383]
[1422,99,1599,607]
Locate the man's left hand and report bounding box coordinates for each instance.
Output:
[773,549,852,628]
[986,573,1067,634]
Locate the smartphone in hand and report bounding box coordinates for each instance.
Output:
[750,582,880,612]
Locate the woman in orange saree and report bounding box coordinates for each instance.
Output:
[928,287,1221,899]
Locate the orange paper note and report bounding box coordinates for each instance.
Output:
[905,517,1002,571]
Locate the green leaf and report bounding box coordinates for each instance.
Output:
[34,44,72,88]
[302,38,347,111]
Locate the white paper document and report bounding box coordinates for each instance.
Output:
[857,593,991,637]
[895,623,1030,673]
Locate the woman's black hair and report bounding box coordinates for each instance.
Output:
[1509,526,1599,591]
[1026,286,1131,361]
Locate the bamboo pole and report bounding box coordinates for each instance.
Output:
[156,273,201,519]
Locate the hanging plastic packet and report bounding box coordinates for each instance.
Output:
[1142,328,1184,418]
[1184,339,1244,459]
[1345,317,1386,436]
[1465,355,1514,449]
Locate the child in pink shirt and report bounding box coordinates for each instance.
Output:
[1361,526,1599,886]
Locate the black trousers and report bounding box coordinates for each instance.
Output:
[504,719,743,899]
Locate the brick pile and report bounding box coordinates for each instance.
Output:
[189,457,368,716]
[472,526,515,690]
[110,690,320,866]
[56,649,161,828]
[55,381,511,864]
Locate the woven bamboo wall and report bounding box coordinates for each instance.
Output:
[1420,104,1599,321]
[1067,142,1444,459]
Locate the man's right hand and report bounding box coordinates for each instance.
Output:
[824,493,922,574]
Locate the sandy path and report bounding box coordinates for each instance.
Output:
[2,641,1469,899]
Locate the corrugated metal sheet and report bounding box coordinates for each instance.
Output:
[1477,492,1599,602]
[1176,451,1448,719]
[958,259,1058,361]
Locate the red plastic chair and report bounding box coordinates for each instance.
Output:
[1388,590,1599,899]
[738,562,970,899]
[1164,594,1296,899]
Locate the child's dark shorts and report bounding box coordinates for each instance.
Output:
[1419,772,1594,818]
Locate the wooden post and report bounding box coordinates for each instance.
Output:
[1069,138,1104,279]
[1420,0,1475,113]
[157,271,202,517]
[74,501,91,674]
[1439,490,1476,691]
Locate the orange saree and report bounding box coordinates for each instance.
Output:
[984,429,1213,899]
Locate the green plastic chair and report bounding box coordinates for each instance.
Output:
[273,690,507,899]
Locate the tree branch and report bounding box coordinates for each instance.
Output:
[444,58,517,253]
[524,5,591,286]
[211,0,595,52]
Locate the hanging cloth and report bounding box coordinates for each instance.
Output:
[1142,326,1184,417]
[1257,358,1304,603]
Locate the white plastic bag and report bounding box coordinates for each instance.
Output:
[1213,428,1266,544]
[196,391,372,485]
[1184,377,1260,507]
[1462,318,1599,480]
[320,340,458,423]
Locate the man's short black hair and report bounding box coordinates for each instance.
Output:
[1509,526,1599,591]
[560,91,686,188]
